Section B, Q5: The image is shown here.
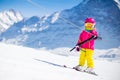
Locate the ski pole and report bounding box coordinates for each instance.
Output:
[70,36,95,52]
[70,46,76,52]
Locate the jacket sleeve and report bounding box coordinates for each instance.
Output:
[92,28,98,36]
[77,32,83,46]
[91,28,98,40]
[93,30,102,40]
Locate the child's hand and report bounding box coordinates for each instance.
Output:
[76,46,80,51]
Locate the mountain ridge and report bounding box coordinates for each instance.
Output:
[1,0,120,49]
[0,9,23,33]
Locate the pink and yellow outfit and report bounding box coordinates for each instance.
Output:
[77,29,98,68]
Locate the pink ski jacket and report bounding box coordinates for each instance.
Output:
[77,29,98,50]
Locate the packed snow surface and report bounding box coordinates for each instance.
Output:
[0,43,120,80]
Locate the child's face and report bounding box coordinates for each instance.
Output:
[85,23,95,30]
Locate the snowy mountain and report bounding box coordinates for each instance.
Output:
[114,0,120,8]
[0,9,23,33]
[0,43,120,80]
[1,0,120,49]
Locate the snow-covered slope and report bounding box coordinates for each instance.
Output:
[0,9,23,33]
[1,0,120,49]
[0,43,120,80]
[49,47,120,62]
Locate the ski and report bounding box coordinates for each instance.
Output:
[76,69,98,76]
[63,65,98,76]
[34,59,98,76]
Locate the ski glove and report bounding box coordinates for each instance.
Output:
[76,46,80,51]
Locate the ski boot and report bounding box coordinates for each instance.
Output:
[84,68,98,75]
[73,65,84,71]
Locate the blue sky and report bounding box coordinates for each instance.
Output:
[0,0,81,17]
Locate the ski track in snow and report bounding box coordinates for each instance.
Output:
[0,43,120,80]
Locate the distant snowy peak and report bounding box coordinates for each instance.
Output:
[21,12,60,33]
[114,0,120,9]
[0,9,23,32]
[51,12,60,23]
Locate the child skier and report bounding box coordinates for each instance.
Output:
[73,17,101,74]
